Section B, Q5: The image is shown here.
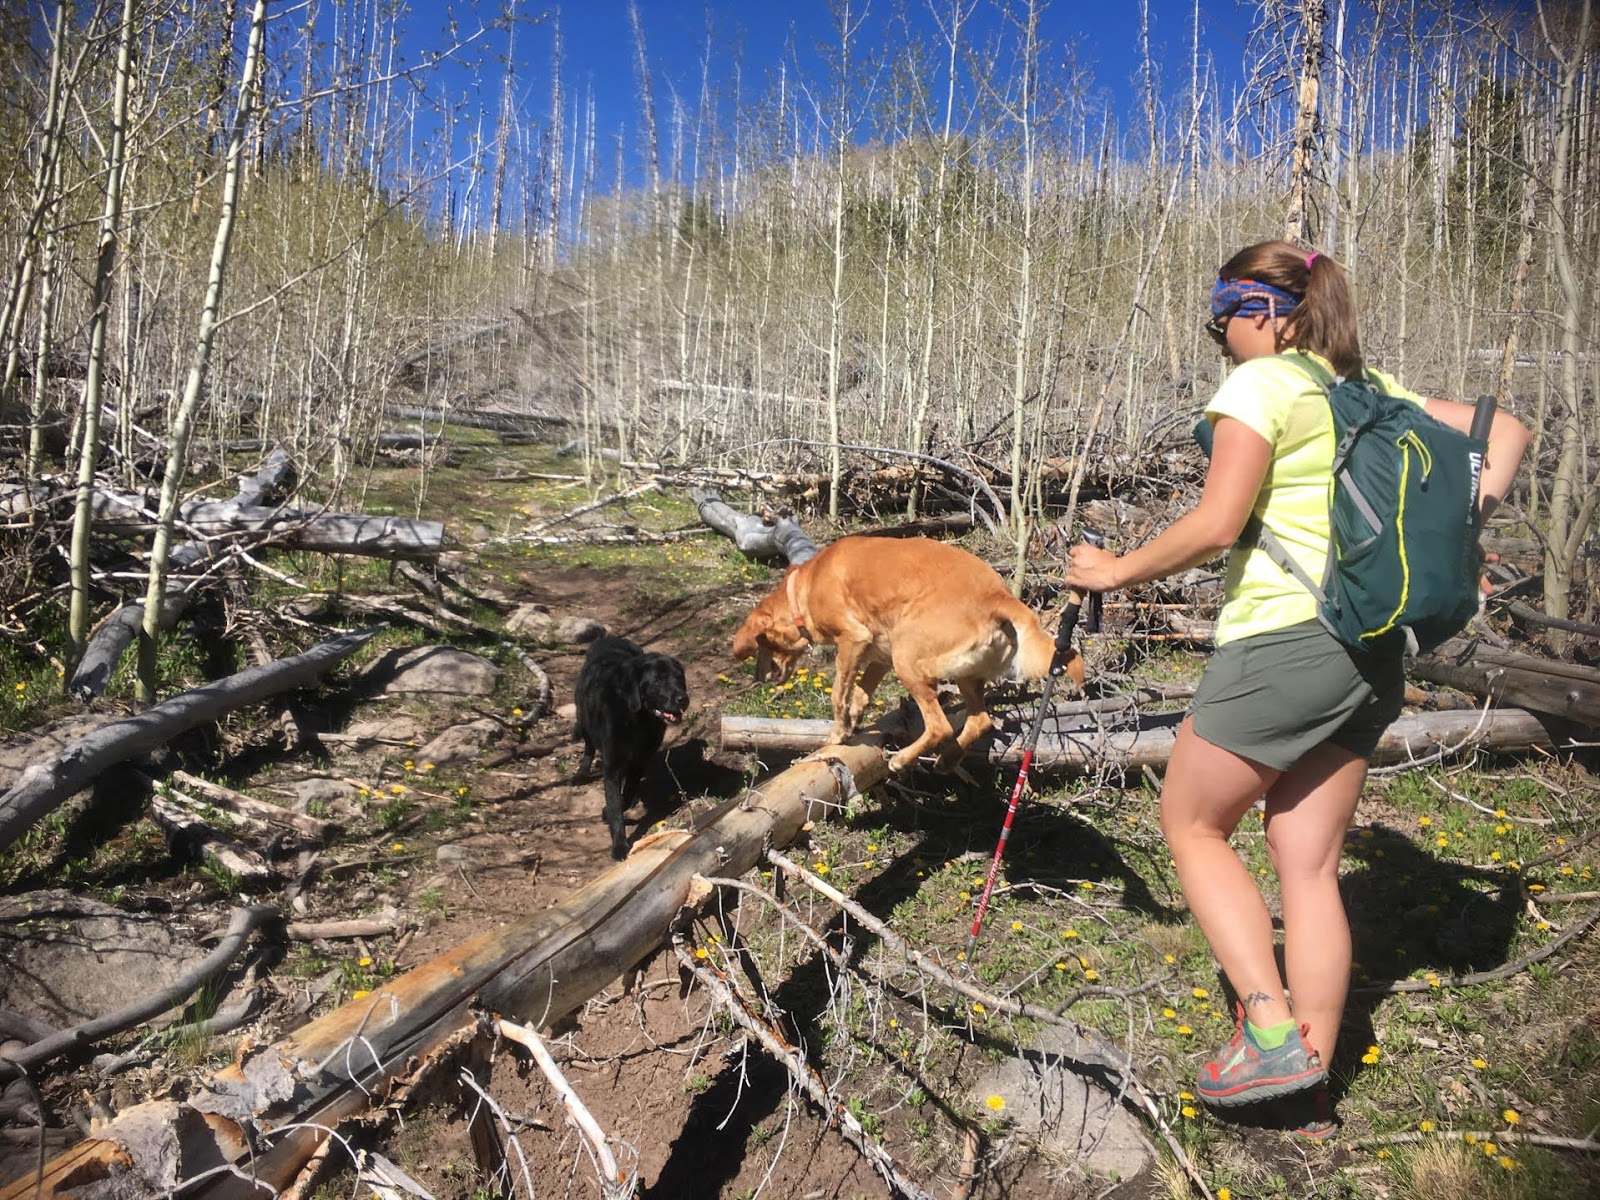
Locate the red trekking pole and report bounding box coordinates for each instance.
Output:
[964,533,1101,964]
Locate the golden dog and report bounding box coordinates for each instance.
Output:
[731,536,1083,771]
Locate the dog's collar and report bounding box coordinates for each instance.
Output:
[785,569,811,641]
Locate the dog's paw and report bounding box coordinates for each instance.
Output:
[886,749,917,773]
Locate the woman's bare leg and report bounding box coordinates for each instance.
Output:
[1159,717,1290,1027]
[1263,741,1368,1067]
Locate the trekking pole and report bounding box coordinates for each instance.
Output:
[964,531,1104,965]
[1469,395,1497,518]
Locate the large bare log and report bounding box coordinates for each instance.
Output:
[691,487,819,564]
[146,794,274,884]
[721,703,1555,770]
[1411,637,1600,727]
[0,628,378,854]
[0,744,890,1200]
[2,482,444,560]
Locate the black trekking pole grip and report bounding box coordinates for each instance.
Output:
[1469,395,1497,443]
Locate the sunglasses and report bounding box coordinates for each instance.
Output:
[1204,313,1232,346]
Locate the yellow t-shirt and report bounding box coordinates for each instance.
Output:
[1204,350,1426,646]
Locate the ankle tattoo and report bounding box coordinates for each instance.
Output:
[1241,991,1276,1009]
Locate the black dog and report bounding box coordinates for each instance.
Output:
[573,635,689,859]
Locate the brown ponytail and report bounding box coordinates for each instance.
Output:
[1218,240,1364,378]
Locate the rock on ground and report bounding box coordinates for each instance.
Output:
[417,718,502,767]
[0,890,208,1026]
[970,1025,1153,1181]
[362,646,500,696]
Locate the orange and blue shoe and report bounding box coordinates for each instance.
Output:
[1195,1004,1326,1108]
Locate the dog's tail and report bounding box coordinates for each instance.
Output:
[1004,598,1085,691]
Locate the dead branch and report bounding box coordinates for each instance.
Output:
[147,793,274,883]
[0,904,279,1080]
[285,919,400,942]
[1355,906,1599,994]
[672,940,938,1200]
[495,1018,629,1196]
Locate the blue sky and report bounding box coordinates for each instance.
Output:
[414,0,1252,157]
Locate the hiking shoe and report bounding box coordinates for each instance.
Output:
[1195,1004,1326,1107]
[1286,1087,1338,1141]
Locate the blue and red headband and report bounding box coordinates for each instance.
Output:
[1210,277,1302,321]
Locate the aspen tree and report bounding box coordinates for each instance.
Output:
[68,0,138,668]
[136,0,269,702]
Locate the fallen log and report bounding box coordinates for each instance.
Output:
[0,743,890,1200]
[691,487,819,564]
[147,794,273,885]
[720,703,1556,771]
[1411,637,1600,727]
[2,481,445,560]
[0,628,379,854]
[170,770,334,843]
[67,450,300,700]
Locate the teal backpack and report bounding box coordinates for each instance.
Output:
[1196,355,1493,656]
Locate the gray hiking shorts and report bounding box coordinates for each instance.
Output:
[1189,620,1406,772]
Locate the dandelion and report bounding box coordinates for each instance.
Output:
[1162,1008,1177,1019]
[1179,1092,1194,1101]
[1218,1190,1232,1200]
[1163,953,1176,964]
[867,843,879,853]
[1419,815,1432,827]
[1063,929,1079,939]
[888,1019,898,1028]
[1465,1133,1479,1144]
[1436,836,1451,848]
[421,763,435,772]
[1494,808,1507,819]
[511,707,523,717]
[391,841,405,851]
[1055,962,1067,971]
[1472,1057,1488,1069]
[403,760,414,771]
[1362,1046,1381,1065]
[1376,1149,1392,1159]
[1084,969,1100,981]
[1482,1141,1497,1156]
[1490,851,1502,862]
[1419,1119,1435,1132]
[13,682,23,693]
[358,956,372,967]
[1177,1024,1193,1035]
[1079,880,1094,890]
[457,786,468,796]
[972,1002,985,1014]
[814,863,830,875]
[1503,1109,1520,1125]
[959,890,970,900]
[1192,987,1209,999]
[1011,921,1023,932]
[985,1094,1005,1112]
[1180,1105,1197,1119]
[351,989,370,1000]
[1498,1156,1516,1170]
[694,947,708,959]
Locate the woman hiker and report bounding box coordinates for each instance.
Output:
[1064,240,1532,1137]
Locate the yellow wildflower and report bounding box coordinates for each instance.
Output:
[1180,1105,1197,1119]
[1063,929,1079,939]
[1498,1156,1516,1170]
[358,956,372,967]
[1011,921,1023,932]
[1162,1008,1177,1019]
[1419,1119,1435,1132]
[1503,1109,1520,1125]
[1177,1024,1192,1035]
[985,1094,1005,1111]
[1419,815,1432,826]
[1471,1057,1488,1069]
[972,1002,985,1014]
[1084,969,1100,981]
[1192,987,1209,999]
[351,990,370,1000]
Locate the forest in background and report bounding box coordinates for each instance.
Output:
[0,0,1596,692]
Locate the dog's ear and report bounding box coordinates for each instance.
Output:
[731,608,771,661]
[624,663,644,713]
[1064,650,1086,692]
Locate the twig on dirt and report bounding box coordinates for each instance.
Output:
[458,1065,539,1200]
[1355,906,1600,993]
[1532,890,1600,904]
[496,1017,631,1197]
[763,850,1213,1200]
[1353,1129,1600,1153]
[673,938,939,1200]
[0,904,278,1080]
[1424,773,1554,826]
[284,918,400,942]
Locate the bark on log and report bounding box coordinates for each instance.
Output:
[1411,637,1600,727]
[147,794,273,883]
[0,744,889,1200]
[691,487,818,564]
[0,628,378,854]
[720,704,1555,770]
[170,771,334,842]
